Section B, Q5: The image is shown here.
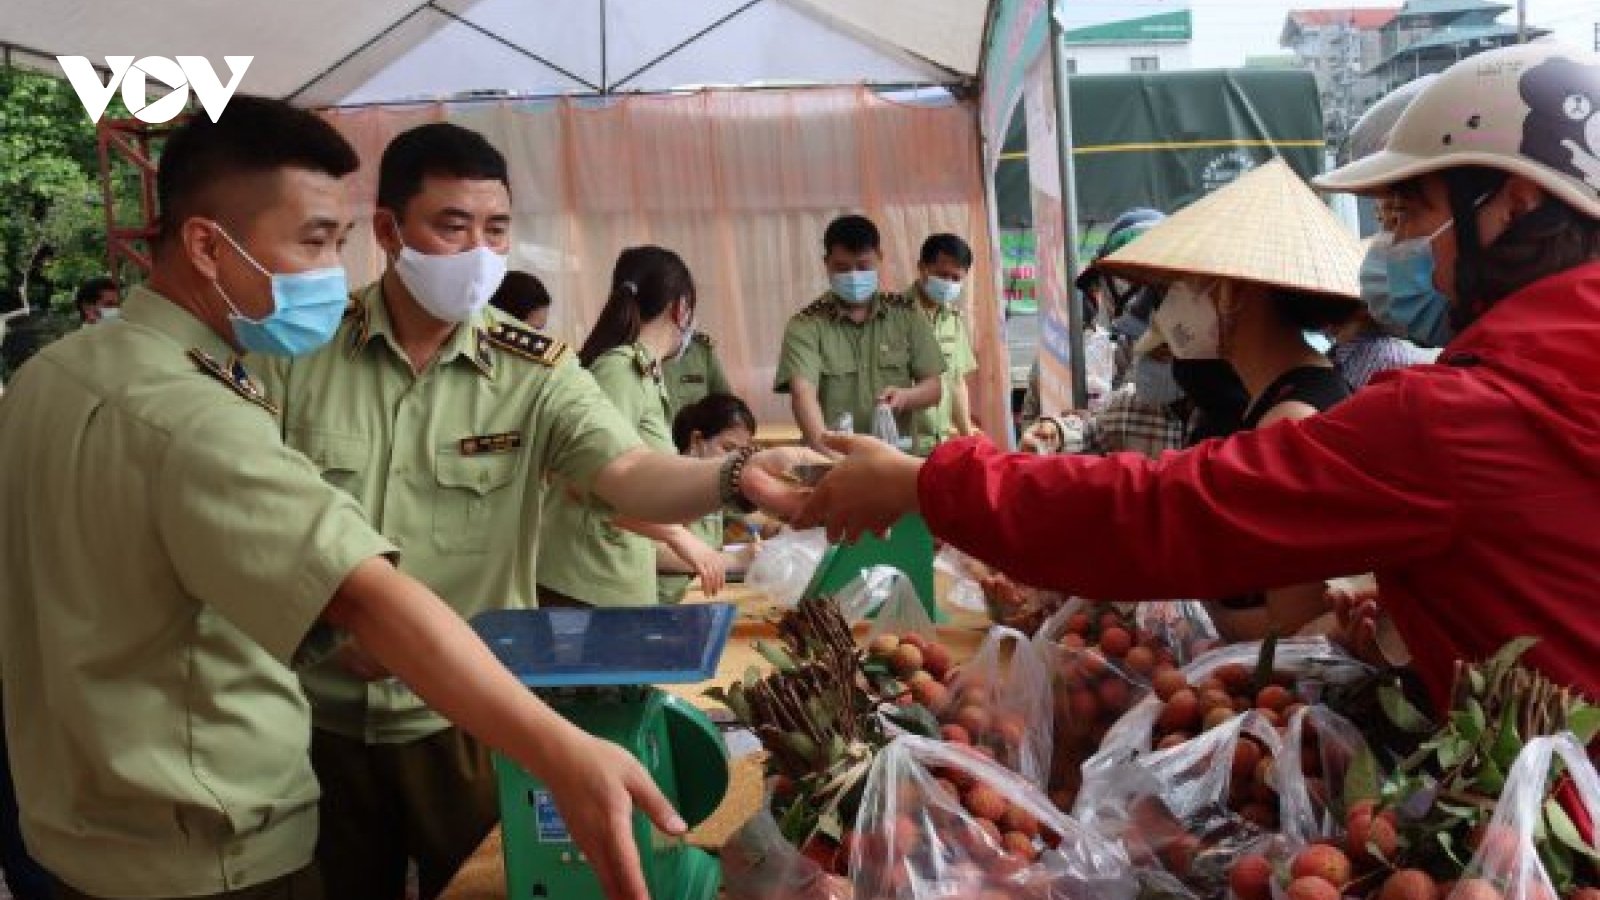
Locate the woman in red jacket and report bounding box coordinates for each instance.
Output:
[796,42,1600,713]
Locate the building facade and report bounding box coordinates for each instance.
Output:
[1280,8,1398,146]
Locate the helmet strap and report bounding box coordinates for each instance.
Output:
[1442,168,1506,318]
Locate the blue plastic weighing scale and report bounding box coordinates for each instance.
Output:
[473,604,736,900]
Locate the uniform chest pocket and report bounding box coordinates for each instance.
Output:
[876,343,912,385]
[290,429,367,490]
[432,451,520,553]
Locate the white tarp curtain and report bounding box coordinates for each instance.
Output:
[1,0,984,105]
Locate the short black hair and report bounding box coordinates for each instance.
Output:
[156,95,359,245]
[377,123,510,216]
[490,271,552,322]
[672,393,757,454]
[823,215,880,255]
[919,233,973,268]
[75,277,117,313]
[1273,290,1361,331]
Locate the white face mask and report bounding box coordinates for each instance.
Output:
[672,308,696,361]
[97,307,123,322]
[394,245,508,324]
[1153,279,1223,360]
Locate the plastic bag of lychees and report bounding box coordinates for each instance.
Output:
[1087,638,1373,778]
[860,568,937,643]
[723,807,853,900]
[1031,601,1160,811]
[1441,732,1600,900]
[1274,705,1378,849]
[1134,601,1223,667]
[1074,710,1315,899]
[849,734,1138,900]
[938,625,1055,789]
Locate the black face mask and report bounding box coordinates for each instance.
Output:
[1172,359,1249,444]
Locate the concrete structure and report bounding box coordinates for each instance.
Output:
[1059,4,1194,75]
[1369,0,1549,94]
[1281,8,1398,146]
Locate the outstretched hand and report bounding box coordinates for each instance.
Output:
[791,433,924,544]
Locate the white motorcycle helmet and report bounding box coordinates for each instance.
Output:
[1318,42,1600,220]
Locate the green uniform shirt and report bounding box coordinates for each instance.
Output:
[255,282,644,744]
[536,342,675,607]
[661,332,731,421]
[773,291,945,441]
[0,286,394,898]
[655,511,725,605]
[907,286,978,453]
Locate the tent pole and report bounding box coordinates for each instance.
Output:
[1048,5,1089,410]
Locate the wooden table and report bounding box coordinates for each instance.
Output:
[438,584,991,900]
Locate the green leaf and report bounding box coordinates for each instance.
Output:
[1436,830,1468,868]
[1485,637,1539,676]
[1253,632,1280,696]
[1380,683,1434,734]
[1437,736,1470,770]
[1547,798,1600,863]
[1567,706,1600,746]
[1343,746,1383,809]
[1490,704,1523,772]
[1468,668,1487,696]
[744,666,763,691]
[1479,758,1507,796]
[883,704,941,738]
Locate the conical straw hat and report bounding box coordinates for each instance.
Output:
[1095,158,1363,301]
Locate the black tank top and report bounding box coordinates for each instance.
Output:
[1219,366,1351,610]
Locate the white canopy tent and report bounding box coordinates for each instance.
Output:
[1,0,985,104]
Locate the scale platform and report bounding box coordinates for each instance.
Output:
[474,605,736,900]
[474,603,736,688]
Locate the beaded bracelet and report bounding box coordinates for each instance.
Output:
[719,445,759,514]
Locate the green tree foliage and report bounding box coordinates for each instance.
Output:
[0,65,137,377]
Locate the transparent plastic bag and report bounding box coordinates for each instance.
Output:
[1135,602,1224,668]
[939,625,1055,789]
[722,807,853,900]
[850,734,1137,900]
[862,569,936,645]
[1086,638,1374,779]
[746,528,830,607]
[1085,328,1117,412]
[1032,601,1157,810]
[837,566,920,624]
[934,545,987,614]
[1274,704,1376,848]
[1075,710,1308,898]
[1445,732,1600,900]
[871,402,900,446]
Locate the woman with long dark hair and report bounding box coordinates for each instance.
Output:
[537,246,726,606]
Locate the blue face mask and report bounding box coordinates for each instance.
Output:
[214,226,350,357]
[1373,227,1456,348]
[830,270,879,304]
[922,275,963,305]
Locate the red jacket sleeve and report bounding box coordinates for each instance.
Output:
[918,377,1462,600]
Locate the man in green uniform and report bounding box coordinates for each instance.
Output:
[0,97,723,900]
[662,330,731,419]
[907,233,979,453]
[775,214,944,454]
[255,124,804,900]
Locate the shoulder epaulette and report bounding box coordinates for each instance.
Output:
[188,349,279,415]
[800,297,835,318]
[691,331,715,349]
[486,321,569,367]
